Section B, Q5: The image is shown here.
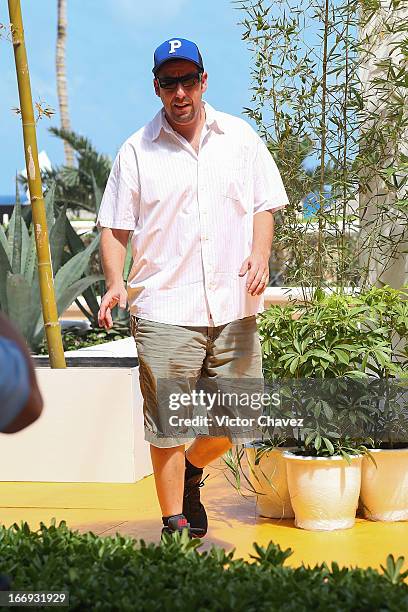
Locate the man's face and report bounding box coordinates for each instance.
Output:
[154,59,208,125]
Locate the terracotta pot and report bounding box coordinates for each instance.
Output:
[283,451,362,531]
[245,446,294,519]
[360,448,408,521]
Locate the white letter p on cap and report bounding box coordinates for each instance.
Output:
[169,39,182,54]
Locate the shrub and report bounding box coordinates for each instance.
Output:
[0,521,407,611]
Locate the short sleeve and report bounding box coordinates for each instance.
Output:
[253,137,290,214]
[0,337,30,431]
[97,142,140,230]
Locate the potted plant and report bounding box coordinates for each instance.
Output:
[245,436,295,519]
[246,291,367,525]
[283,437,372,531]
[351,287,408,520]
[236,287,405,527]
[346,286,408,521]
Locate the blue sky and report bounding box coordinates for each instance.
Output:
[1,0,257,192]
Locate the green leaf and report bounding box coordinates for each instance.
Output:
[49,205,68,274]
[313,287,325,302]
[332,349,349,364]
[23,225,39,286]
[322,403,333,420]
[57,275,103,319]
[44,183,56,231]
[305,432,315,447]
[335,344,358,352]
[289,356,300,374]
[0,222,10,262]
[10,197,22,274]
[66,214,87,254]
[80,286,100,322]
[6,273,36,340]
[91,171,104,216]
[0,238,12,311]
[53,234,100,297]
[305,349,335,363]
[7,198,17,258]
[322,437,334,454]
[20,216,30,274]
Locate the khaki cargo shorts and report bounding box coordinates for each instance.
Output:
[130,315,264,448]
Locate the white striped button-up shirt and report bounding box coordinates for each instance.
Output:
[97,102,289,326]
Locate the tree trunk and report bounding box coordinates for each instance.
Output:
[56,0,74,166]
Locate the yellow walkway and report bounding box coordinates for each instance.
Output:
[1,461,407,573]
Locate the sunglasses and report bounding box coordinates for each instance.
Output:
[156,72,202,90]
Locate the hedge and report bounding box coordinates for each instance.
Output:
[0,520,407,611]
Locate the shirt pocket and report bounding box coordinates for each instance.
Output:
[220,157,250,214]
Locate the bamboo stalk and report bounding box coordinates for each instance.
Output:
[317,0,330,287]
[8,0,66,368]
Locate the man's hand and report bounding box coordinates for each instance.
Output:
[98,284,128,329]
[239,251,269,296]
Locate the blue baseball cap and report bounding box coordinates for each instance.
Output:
[153,38,204,75]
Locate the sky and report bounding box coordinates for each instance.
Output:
[0,0,258,193]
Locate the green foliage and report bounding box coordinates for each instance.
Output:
[0,186,102,351]
[18,129,133,327]
[22,128,112,215]
[259,288,407,380]
[37,322,130,355]
[0,520,406,611]
[235,0,408,289]
[256,287,408,454]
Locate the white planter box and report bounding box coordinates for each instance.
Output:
[0,367,152,483]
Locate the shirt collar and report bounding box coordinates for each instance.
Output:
[150,101,224,142]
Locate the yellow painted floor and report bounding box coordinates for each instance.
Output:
[1,460,408,574]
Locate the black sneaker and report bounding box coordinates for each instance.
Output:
[161,514,191,539]
[161,514,204,540]
[183,474,209,537]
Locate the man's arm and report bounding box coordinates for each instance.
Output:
[239,210,274,296]
[0,313,43,434]
[98,227,131,329]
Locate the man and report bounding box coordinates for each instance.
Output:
[97,38,289,538]
[0,312,43,434]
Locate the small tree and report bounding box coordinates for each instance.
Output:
[234,0,408,291]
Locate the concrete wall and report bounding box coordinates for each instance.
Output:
[0,367,152,483]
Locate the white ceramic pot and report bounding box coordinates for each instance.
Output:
[283,451,362,531]
[360,448,408,521]
[246,446,294,519]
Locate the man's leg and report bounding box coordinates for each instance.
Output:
[131,317,207,535]
[182,316,262,536]
[150,444,185,517]
[186,436,232,468]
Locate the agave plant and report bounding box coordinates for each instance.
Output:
[0,185,102,351]
[18,129,132,326]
